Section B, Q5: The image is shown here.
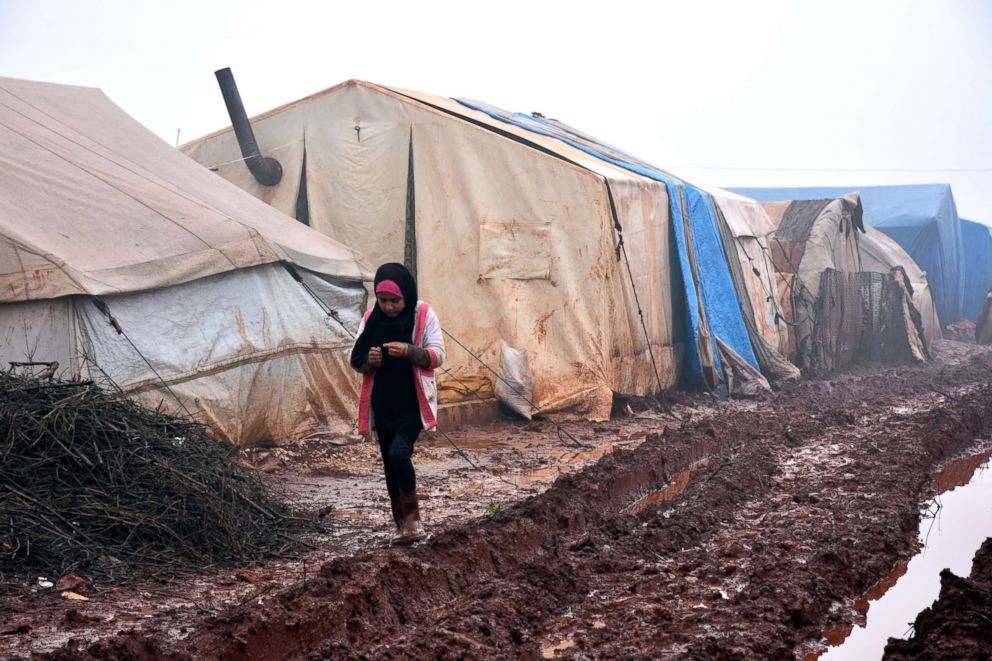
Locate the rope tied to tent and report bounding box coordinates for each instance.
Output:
[89,296,196,420]
[733,235,787,321]
[605,183,667,395]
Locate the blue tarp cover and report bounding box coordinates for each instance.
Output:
[961,219,992,322]
[731,184,972,324]
[456,99,758,387]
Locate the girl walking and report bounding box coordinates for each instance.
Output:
[350,263,445,545]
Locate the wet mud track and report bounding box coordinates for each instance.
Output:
[883,537,992,659]
[33,344,992,658]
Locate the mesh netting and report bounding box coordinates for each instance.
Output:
[804,267,929,377]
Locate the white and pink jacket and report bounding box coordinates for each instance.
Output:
[354,301,445,435]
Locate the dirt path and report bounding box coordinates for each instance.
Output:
[6,341,992,659]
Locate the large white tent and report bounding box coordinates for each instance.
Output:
[0,77,371,446]
[185,79,800,417]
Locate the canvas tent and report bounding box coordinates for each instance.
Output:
[0,77,371,446]
[733,184,967,327]
[759,195,864,370]
[185,80,799,416]
[759,193,932,375]
[702,188,790,358]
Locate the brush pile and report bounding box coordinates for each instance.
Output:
[0,370,312,589]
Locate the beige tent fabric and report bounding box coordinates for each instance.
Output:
[0,77,372,446]
[388,96,790,379]
[859,224,940,348]
[184,80,680,418]
[397,87,796,384]
[0,77,368,304]
[793,194,863,300]
[761,194,864,367]
[702,188,788,355]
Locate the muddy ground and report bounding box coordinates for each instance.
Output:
[3,340,992,659]
[883,537,992,659]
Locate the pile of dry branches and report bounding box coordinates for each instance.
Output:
[0,370,312,589]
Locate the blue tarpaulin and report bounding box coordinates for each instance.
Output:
[731,184,974,325]
[456,99,758,388]
[961,219,992,322]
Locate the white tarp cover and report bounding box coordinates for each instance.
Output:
[185,80,682,419]
[0,76,368,303]
[0,265,363,444]
[0,77,372,445]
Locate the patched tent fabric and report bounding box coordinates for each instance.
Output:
[732,184,966,326]
[184,79,799,417]
[493,111,798,383]
[452,97,760,390]
[453,109,789,378]
[0,77,371,446]
[760,195,864,371]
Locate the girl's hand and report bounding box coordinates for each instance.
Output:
[367,347,383,368]
[383,342,410,359]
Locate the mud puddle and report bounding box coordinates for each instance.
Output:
[814,446,992,660]
[449,438,644,497]
[621,463,700,516]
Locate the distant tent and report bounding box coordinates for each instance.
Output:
[859,225,941,349]
[759,194,928,374]
[732,184,966,326]
[760,195,864,370]
[0,77,371,446]
[960,219,992,323]
[977,290,992,345]
[184,79,795,416]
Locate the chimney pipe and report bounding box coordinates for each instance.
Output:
[214,67,283,187]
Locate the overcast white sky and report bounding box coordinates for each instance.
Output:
[2,0,991,220]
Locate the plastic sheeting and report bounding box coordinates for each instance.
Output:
[732,184,965,325]
[495,340,534,420]
[704,189,788,355]
[810,268,928,376]
[0,264,366,445]
[762,195,864,370]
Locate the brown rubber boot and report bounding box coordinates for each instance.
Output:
[391,492,426,546]
[389,497,403,531]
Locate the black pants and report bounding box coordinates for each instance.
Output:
[377,427,420,499]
